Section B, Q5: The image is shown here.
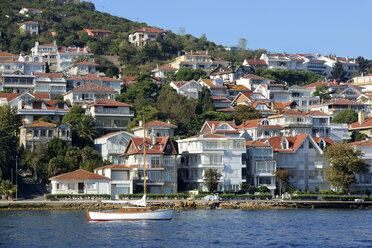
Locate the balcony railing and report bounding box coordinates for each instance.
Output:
[135,179,164,185]
[131,164,164,169]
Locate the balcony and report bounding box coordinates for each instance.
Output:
[135,179,164,185]
[131,164,164,170]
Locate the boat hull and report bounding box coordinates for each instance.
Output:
[87,209,174,221]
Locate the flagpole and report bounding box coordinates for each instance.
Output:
[143,115,146,196]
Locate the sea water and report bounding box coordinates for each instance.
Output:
[0,209,371,247]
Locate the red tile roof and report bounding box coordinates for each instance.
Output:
[311,99,364,107]
[187,134,228,139]
[0,52,16,57]
[245,140,270,147]
[71,83,116,92]
[96,131,121,140]
[24,21,38,25]
[260,134,309,153]
[211,96,231,103]
[227,84,250,91]
[34,73,63,78]
[200,79,226,89]
[68,74,121,82]
[86,99,131,107]
[244,59,267,66]
[31,93,50,100]
[349,140,372,146]
[349,117,372,129]
[215,107,234,112]
[206,121,238,131]
[38,43,57,47]
[132,120,177,130]
[211,70,233,76]
[0,93,22,101]
[272,109,307,116]
[172,81,190,88]
[243,74,269,80]
[50,169,109,180]
[26,121,57,127]
[213,59,231,63]
[238,119,282,129]
[305,110,329,116]
[58,46,92,54]
[124,76,136,84]
[312,137,335,146]
[132,27,165,34]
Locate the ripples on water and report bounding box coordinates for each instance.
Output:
[0,209,371,247]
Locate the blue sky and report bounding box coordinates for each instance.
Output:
[89,0,372,59]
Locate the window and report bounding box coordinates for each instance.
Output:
[151,156,160,165]
[309,141,314,149]
[68,183,74,190]
[206,142,217,149]
[208,154,222,164]
[87,183,95,189]
[56,183,60,189]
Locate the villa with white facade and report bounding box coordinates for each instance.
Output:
[177,134,246,192]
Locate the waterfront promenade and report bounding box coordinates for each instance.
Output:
[1,199,371,210]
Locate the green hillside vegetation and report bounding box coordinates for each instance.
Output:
[0,0,269,76]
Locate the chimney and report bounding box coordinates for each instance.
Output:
[271,102,275,112]
[35,41,39,46]
[139,120,143,127]
[53,40,56,46]
[167,120,170,124]
[358,111,365,124]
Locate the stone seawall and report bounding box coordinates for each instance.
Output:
[1,200,372,211]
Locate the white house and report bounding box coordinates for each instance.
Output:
[94,164,133,199]
[238,118,282,141]
[169,80,202,99]
[128,27,166,46]
[260,134,331,191]
[245,140,277,194]
[177,134,246,192]
[94,131,136,164]
[63,83,116,105]
[20,21,39,35]
[349,141,372,192]
[49,169,110,195]
[131,120,177,138]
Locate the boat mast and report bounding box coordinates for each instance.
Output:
[143,115,146,196]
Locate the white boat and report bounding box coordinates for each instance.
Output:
[86,117,174,221]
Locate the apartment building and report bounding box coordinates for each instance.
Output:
[122,136,178,194]
[131,120,177,138]
[33,73,66,98]
[19,121,72,150]
[128,27,166,46]
[94,131,136,165]
[177,134,246,192]
[63,83,116,105]
[84,99,134,134]
[170,51,213,71]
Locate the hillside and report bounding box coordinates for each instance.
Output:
[0,0,265,75]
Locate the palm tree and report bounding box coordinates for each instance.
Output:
[273,169,291,196]
[73,116,98,147]
[0,179,16,200]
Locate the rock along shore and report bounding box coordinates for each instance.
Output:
[1,199,372,211]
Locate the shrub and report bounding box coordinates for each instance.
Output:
[291,194,318,200]
[44,194,111,200]
[257,186,270,193]
[118,193,189,200]
[321,195,367,201]
[318,190,334,195]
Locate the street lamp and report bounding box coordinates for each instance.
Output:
[15,155,18,201]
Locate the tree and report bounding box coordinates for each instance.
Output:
[239,183,256,194]
[356,56,370,75]
[238,38,247,50]
[331,60,347,81]
[350,130,368,142]
[48,137,68,158]
[53,95,64,100]
[73,116,98,147]
[332,109,358,124]
[195,87,214,115]
[273,169,290,196]
[203,168,222,193]
[62,105,86,126]
[175,68,207,81]
[325,142,369,193]
[312,84,331,102]
[232,105,261,125]
[0,179,16,200]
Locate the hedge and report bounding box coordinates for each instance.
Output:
[44,194,111,200]
[321,195,366,201]
[119,193,189,200]
[291,194,318,200]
